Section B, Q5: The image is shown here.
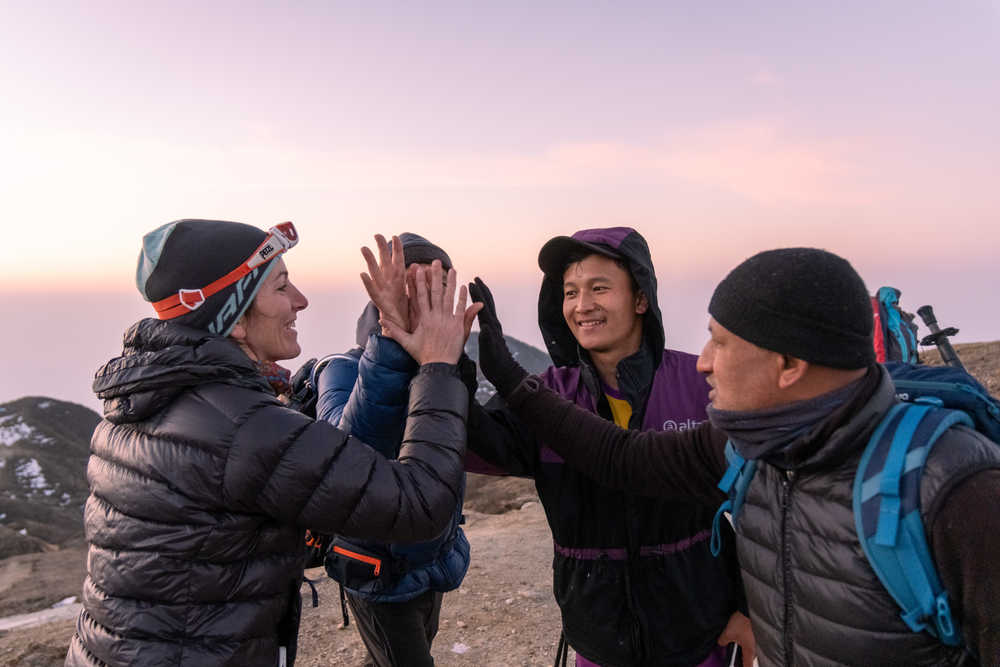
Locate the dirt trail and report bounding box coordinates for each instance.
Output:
[297,501,571,666]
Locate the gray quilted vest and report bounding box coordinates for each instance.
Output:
[734,370,997,666]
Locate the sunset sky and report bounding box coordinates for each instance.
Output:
[1,1,998,409]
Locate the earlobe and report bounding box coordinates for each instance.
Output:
[229,318,259,362]
[635,292,649,315]
[777,355,809,389]
[229,318,247,343]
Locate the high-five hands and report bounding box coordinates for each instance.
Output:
[360,234,410,335]
[384,261,481,364]
[360,235,482,365]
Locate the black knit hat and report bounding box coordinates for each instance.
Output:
[708,247,875,369]
[397,232,452,270]
[136,219,294,336]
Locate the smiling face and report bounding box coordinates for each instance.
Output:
[231,257,309,363]
[561,253,648,359]
[696,317,786,411]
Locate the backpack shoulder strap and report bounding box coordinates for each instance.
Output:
[711,440,757,556]
[853,402,973,646]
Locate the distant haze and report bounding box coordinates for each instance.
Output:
[1,2,998,407]
[4,261,995,411]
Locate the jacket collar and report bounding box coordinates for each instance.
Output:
[94,318,271,423]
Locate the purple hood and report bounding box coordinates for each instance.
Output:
[536,226,665,368]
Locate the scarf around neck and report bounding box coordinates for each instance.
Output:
[707,376,865,465]
[257,360,292,397]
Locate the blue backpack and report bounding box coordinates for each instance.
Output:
[711,362,1000,648]
[873,287,920,364]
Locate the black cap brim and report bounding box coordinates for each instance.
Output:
[538,236,624,276]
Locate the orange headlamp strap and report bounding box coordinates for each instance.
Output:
[152,222,298,320]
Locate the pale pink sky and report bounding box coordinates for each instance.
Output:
[1,2,998,408]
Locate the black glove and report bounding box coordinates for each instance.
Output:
[458,353,480,399]
[468,277,528,397]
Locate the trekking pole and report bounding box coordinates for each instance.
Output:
[916,305,966,371]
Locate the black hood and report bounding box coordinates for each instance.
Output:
[537,227,665,369]
[93,318,270,424]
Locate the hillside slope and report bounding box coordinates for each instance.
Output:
[920,340,999,395]
[0,398,97,557]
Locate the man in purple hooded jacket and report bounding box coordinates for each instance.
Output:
[465,228,751,666]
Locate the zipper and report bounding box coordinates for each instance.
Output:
[622,495,645,663]
[601,363,648,663]
[332,545,382,576]
[781,470,797,665]
[614,381,645,664]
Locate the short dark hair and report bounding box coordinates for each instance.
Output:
[561,249,639,294]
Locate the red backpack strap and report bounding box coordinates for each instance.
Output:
[872,296,887,362]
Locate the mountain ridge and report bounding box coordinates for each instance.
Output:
[0,397,97,558]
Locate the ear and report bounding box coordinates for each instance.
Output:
[635,290,649,315]
[777,355,809,390]
[229,317,248,344]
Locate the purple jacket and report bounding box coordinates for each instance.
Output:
[539,352,710,463]
[467,227,743,666]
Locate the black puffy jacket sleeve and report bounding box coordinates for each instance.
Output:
[224,364,467,543]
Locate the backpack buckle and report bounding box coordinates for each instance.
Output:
[935,594,956,641]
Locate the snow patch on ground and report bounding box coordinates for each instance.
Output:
[0,416,34,447]
[0,602,82,632]
[14,459,48,491]
[37,402,51,409]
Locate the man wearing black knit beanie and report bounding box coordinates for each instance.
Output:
[469,246,1000,665]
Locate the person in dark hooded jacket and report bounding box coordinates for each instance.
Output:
[457,228,750,667]
[66,221,479,667]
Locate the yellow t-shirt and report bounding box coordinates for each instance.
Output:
[604,391,633,429]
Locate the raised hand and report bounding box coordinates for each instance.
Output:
[468,277,528,397]
[381,261,483,365]
[360,234,409,333]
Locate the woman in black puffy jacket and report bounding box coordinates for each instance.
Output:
[66,220,478,667]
